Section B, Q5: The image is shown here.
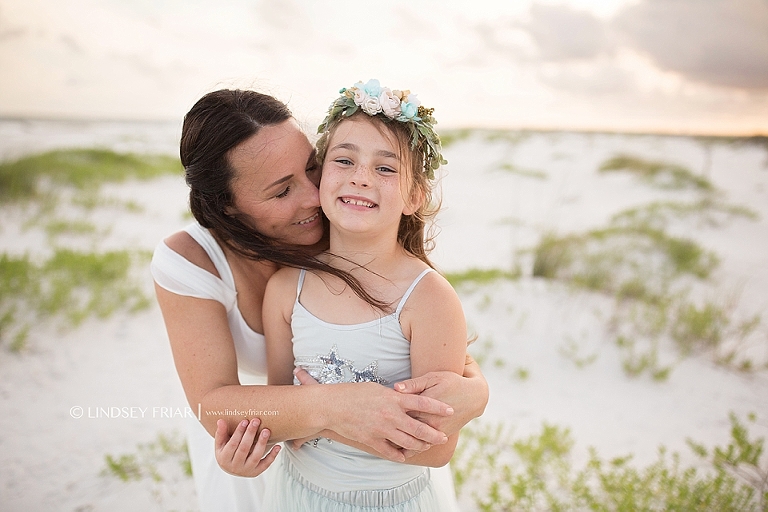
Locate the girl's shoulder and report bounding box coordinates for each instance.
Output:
[266,266,303,295]
[402,266,462,317]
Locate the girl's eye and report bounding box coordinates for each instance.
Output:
[276,186,291,198]
[377,166,396,174]
[335,158,353,166]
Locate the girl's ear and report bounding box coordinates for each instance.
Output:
[402,184,424,216]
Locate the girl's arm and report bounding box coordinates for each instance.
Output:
[397,271,468,467]
[289,271,469,466]
[155,281,452,464]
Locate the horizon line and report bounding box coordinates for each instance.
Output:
[1,114,766,140]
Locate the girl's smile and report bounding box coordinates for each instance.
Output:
[320,116,419,242]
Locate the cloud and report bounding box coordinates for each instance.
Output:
[471,4,610,64]
[613,0,768,89]
[525,3,610,61]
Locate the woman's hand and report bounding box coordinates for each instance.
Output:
[214,418,281,477]
[293,368,453,462]
[394,354,489,436]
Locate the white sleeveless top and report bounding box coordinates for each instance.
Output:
[150,222,267,377]
[285,267,434,492]
[150,222,269,512]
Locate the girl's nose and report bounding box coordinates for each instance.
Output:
[350,165,371,187]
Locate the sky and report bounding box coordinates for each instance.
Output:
[1,0,767,135]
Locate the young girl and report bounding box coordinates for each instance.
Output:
[260,80,468,510]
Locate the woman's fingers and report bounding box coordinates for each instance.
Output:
[399,393,454,419]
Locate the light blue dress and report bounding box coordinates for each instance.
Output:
[263,268,460,512]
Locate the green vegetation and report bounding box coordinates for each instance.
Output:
[103,430,191,483]
[103,430,192,507]
[496,163,548,180]
[43,219,98,239]
[0,249,151,350]
[438,128,475,148]
[446,267,521,289]
[611,199,759,230]
[559,336,598,369]
[532,226,718,296]
[453,414,768,511]
[599,154,713,191]
[0,148,182,350]
[514,367,531,381]
[0,148,182,202]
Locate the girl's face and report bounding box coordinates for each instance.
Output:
[320,117,419,240]
[228,119,323,246]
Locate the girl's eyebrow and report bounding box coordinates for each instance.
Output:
[330,142,397,159]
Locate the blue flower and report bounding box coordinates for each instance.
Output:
[359,79,381,97]
[398,101,418,120]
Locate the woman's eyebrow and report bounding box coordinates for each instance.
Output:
[265,174,293,191]
[306,149,317,166]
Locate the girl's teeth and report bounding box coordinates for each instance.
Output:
[342,198,375,208]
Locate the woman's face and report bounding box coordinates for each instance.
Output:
[228,119,323,246]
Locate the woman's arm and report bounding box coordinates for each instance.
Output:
[393,354,489,436]
[155,278,451,462]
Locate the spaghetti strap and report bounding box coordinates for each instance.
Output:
[395,268,435,318]
[296,269,307,298]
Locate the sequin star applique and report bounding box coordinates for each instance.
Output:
[295,345,388,385]
[351,361,387,385]
[316,345,354,384]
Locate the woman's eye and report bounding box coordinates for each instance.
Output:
[276,186,291,198]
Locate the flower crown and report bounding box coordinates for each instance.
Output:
[317,79,446,179]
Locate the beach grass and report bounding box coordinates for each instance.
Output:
[599,154,714,191]
[0,148,182,202]
[453,413,768,511]
[445,267,521,288]
[0,249,152,350]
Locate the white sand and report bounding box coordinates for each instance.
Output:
[1,120,766,510]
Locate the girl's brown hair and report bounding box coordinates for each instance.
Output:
[315,112,440,269]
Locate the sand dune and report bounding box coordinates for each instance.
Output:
[1,120,766,510]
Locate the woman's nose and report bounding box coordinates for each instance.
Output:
[301,179,320,207]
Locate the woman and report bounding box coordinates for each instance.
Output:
[151,89,488,511]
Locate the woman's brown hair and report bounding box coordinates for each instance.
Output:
[180,89,388,309]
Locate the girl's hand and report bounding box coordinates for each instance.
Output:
[214,418,281,477]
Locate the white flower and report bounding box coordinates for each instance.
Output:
[352,87,368,107]
[379,89,401,119]
[406,93,421,108]
[361,95,381,115]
